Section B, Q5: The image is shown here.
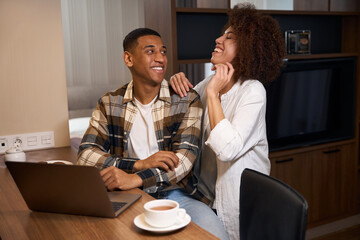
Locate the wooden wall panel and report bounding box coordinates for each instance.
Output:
[294,0,328,11]
[341,16,359,53]
[197,0,228,9]
[331,0,360,12]
[176,0,228,8]
[144,0,173,79]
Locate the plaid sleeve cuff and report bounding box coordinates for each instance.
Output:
[135,168,158,189]
[115,158,136,171]
[102,156,137,172]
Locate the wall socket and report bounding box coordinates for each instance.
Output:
[0,131,54,154]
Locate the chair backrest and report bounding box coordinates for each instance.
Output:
[240,168,308,240]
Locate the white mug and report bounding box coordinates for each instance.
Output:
[144,199,186,228]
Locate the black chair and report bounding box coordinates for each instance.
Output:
[240,168,308,240]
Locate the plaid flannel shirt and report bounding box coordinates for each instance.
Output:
[77,80,202,193]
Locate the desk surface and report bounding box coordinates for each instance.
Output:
[0,147,218,239]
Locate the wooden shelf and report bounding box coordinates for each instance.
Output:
[269,139,357,158]
[175,8,228,13]
[178,53,359,64]
[178,59,211,64]
[259,10,360,16]
[284,52,358,60]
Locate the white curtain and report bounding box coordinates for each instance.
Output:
[61,0,145,118]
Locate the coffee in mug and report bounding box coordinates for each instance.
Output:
[144,199,186,228]
[150,206,175,211]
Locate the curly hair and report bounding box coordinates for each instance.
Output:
[228,3,285,84]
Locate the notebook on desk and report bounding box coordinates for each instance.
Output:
[5,161,141,218]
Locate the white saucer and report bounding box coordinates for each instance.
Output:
[134,213,191,233]
[46,160,73,165]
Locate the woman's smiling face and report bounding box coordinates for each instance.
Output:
[211,27,237,65]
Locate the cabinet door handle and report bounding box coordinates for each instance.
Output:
[323,149,341,154]
[276,158,294,164]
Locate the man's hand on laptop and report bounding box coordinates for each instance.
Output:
[133,151,179,172]
[100,167,142,191]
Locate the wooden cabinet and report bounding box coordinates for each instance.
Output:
[270,142,358,225]
[270,151,314,220]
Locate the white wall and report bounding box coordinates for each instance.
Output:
[0,0,70,147]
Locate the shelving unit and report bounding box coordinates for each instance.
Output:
[264,6,360,227]
[145,0,360,227]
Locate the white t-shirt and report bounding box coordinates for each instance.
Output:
[128,97,159,159]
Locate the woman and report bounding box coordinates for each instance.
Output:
[170,3,285,240]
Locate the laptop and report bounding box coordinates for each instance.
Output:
[5,161,142,218]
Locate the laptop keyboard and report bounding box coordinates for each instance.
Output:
[111,201,127,212]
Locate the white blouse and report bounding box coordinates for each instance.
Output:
[194,74,270,240]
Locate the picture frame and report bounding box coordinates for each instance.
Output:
[285,30,311,55]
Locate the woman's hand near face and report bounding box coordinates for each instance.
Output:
[206,62,235,130]
[170,72,194,97]
[206,62,235,98]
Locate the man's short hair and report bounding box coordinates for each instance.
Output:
[123,28,161,52]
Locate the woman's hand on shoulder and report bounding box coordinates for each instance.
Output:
[170,72,194,97]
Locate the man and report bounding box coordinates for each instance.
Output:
[77,28,228,239]
[77,28,202,194]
